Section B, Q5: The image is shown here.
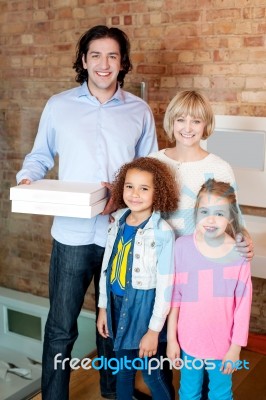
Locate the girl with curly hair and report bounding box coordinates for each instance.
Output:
[97,157,179,400]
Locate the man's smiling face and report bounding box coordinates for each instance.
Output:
[82,37,122,103]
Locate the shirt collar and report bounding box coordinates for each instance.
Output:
[114,208,161,229]
[77,82,125,104]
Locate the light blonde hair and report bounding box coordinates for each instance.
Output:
[163,90,215,142]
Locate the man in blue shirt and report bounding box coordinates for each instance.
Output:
[17,25,157,400]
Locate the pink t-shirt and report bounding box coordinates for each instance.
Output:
[172,235,252,359]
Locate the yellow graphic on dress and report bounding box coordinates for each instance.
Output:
[110,237,132,291]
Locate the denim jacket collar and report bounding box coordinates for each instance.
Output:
[113,208,162,230]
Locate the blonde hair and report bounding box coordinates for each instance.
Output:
[163,90,215,142]
[194,179,247,239]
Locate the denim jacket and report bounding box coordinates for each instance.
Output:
[98,208,175,350]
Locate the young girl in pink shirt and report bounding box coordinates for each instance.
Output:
[167,178,252,400]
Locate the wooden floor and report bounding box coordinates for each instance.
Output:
[31,348,266,400]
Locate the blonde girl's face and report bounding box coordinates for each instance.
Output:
[195,193,231,239]
[173,114,206,147]
[123,168,154,218]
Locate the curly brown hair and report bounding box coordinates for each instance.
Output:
[112,157,179,212]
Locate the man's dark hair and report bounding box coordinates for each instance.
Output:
[73,25,133,87]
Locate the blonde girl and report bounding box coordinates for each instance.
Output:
[167,179,252,400]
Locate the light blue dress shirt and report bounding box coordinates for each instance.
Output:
[16,83,158,246]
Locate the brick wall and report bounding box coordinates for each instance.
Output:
[0,0,265,332]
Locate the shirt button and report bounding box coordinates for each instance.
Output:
[137,281,142,286]
[127,281,130,284]
[151,241,155,248]
[135,254,140,259]
[139,230,144,235]
[134,267,140,273]
[136,240,142,246]
[120,326,124,330]
[122,313,126,317]
[125,298,128,301]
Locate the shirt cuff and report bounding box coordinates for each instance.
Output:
[98,294,107,309]
[148,315,165,332]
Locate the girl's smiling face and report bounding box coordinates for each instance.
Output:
[123,168,154,219]
[195,192,231,240]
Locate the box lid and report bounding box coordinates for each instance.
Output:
[10,180,107,206]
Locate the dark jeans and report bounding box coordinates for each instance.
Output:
[41,240,116,400]
[112,293,174,400]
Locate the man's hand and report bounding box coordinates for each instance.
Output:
[235,233,254,261]
[18,179,31,185]
[101,181,117,217]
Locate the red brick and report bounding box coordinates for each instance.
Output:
[116,3,130,14]
[213,21,236,34]
[244,36,264,47]
[111,16,120,25]
[206,8,241,20]
[136,65,166,75]
[172,11,201,22]
[243,7,266,19]
[124,15,132,25]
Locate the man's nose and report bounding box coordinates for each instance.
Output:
[99,56,110,69]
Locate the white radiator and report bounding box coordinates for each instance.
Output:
[202,115,266,279]
[0,287,96,400]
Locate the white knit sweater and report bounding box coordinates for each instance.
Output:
[149,150,239,237]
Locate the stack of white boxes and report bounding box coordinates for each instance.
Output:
[10,180,107,218]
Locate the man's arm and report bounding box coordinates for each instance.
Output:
[135,104,158,157]
[16,100,56,184]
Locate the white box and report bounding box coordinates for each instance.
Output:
[10,180,107,218]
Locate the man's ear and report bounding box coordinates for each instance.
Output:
[82,54,87,69]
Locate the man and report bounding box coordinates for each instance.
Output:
[17,25,157,400]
